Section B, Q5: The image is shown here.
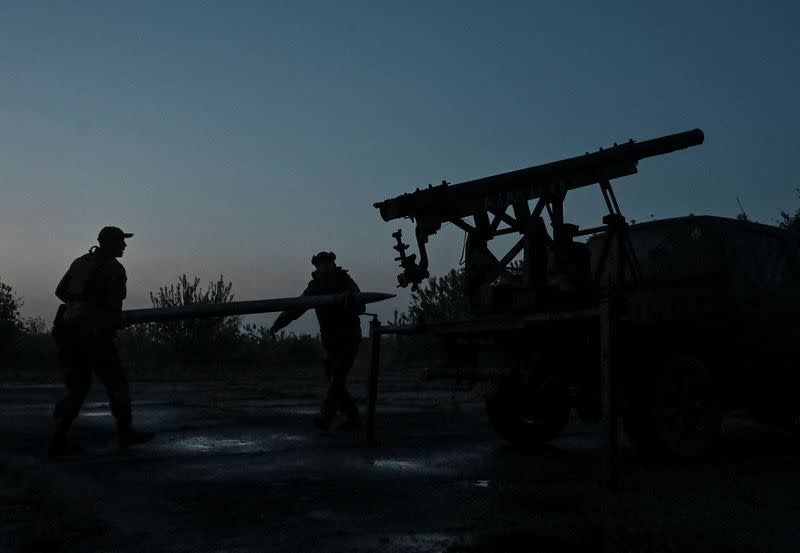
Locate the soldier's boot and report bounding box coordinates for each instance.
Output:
[336,417,361,431]
[312,414,331,432]
[117,418,154,449]
[315,384,338,431]
[336,390,361,431]
[336,405,361,431]
[47,429,81,457]
[48,413,82,457]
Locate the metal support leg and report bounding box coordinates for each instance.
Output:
[600,297,619,493]
[599,297,619,553]
[366,316,382,446]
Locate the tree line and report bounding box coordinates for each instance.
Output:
[2,196,798,376]
[0,271,453,377]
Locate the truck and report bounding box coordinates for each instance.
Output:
[372,129,800,459]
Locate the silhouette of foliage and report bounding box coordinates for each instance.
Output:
[239,323,323,366]
[23,316,48,335]
[0,279,23,328]
[0,277,24,367]
[147,274,240,365]
[778,188,800,231]
[406,268,469,324]
[403,261,524,325]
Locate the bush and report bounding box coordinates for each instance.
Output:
[147,274,241,367]
[406,268,469,324]
[239,324,324,369]
[0,278,25,368]
[116,273,327,377]
[778,188,800,232]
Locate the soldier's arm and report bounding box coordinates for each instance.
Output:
[101,262,127,328]
[108,264,127,311]
[269,282,314,334]
[270,311,298,334]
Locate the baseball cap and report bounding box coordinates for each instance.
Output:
[98,226,134,242]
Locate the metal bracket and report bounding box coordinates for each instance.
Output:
[391,229,430,291]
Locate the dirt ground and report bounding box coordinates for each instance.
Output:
[1,368,799,553]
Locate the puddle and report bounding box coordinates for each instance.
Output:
[370,444,493,476]
[372,459,425,471]
[163,432,306,455]
[171,436,259,453]
[270,433,306,442]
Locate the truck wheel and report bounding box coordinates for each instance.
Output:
[624,355,721,460]
[485,375,571,449]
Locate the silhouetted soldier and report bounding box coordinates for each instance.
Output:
[269,251,365,431]
[48,226,154,456]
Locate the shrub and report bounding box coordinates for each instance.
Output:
[778,188,800,232]
[0,278,25,368]
[147,274,240,367]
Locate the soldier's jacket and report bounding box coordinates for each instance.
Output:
[274,267,365,349]
[54,250,127,338]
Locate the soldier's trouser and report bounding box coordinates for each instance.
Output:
[53,337,132,436]
[320,342,360,422]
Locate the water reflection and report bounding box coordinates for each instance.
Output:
[372,459,424,471]
[175,436,257,452]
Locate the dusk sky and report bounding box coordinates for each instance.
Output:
[1,1,798,334]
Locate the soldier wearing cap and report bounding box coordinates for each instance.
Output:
[48,226,154,456]
[269,251,365,431]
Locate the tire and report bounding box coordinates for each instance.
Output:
[485,374,571,449]
[624,354,722,460]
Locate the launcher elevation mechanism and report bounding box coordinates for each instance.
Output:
[373,129,704,308]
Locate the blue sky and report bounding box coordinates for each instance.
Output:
[1,1,798,333]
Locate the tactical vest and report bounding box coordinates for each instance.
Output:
[308,269,363,346]
[53,250,125,338]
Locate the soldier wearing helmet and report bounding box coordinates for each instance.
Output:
[48,226,154,456]
[270,251,365,431]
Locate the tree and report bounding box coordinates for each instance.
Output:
[406,268,470,324]
[0,278,23,328]
[0,277,24,366]
[403,260,526,325]
[147,274,240,365]
[778,188,800,232]
[23,317,49,335]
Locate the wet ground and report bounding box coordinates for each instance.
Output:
[1,372,799,553]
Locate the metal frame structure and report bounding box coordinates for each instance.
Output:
[364,129,706,492]
[375,129,703,301]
